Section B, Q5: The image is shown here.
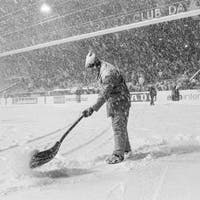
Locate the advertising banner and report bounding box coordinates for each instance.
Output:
[53,96,65,104]
[53,95,88,104]
[115,0,200,27]
[12,97,38,104]
[130,92,151,102]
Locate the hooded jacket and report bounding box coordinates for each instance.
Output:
[92,61,131,117]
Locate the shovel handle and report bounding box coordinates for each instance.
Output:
[59,115,84,144]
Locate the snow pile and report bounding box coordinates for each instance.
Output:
[1,147,33,177]
[0,146,39,195]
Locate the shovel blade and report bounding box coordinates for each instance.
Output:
[29,142,61,169]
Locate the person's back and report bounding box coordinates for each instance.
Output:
[96,61,131,117]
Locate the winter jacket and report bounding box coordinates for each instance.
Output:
[149,86,157,97]
[92,61,131,117]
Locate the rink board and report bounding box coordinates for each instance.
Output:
[1,89,200,106]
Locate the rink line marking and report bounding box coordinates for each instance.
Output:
[0,124,111,154]
[0,144,18,153]
[63,124,111,156]
[0,125,70,153]
[26,126,67,143]
[152,165,169,200]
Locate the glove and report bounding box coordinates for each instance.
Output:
[82,107,94,117]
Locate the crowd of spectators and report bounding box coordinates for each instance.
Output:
[0,0,200,96]
[0,0,196,52]
[0,0,162,52]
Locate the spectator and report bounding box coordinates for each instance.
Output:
[171,83,180,101]
[148,84,157,105]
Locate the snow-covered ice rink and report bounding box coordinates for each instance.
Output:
[1,102,200,200]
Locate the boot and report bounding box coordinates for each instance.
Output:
[124,150,133,158]
[106,154,124,164]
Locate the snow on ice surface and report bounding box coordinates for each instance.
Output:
[1,103,200,199]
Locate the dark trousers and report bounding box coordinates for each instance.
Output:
[150,96,155,105]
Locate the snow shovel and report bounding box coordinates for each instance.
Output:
[29,115,84,169]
